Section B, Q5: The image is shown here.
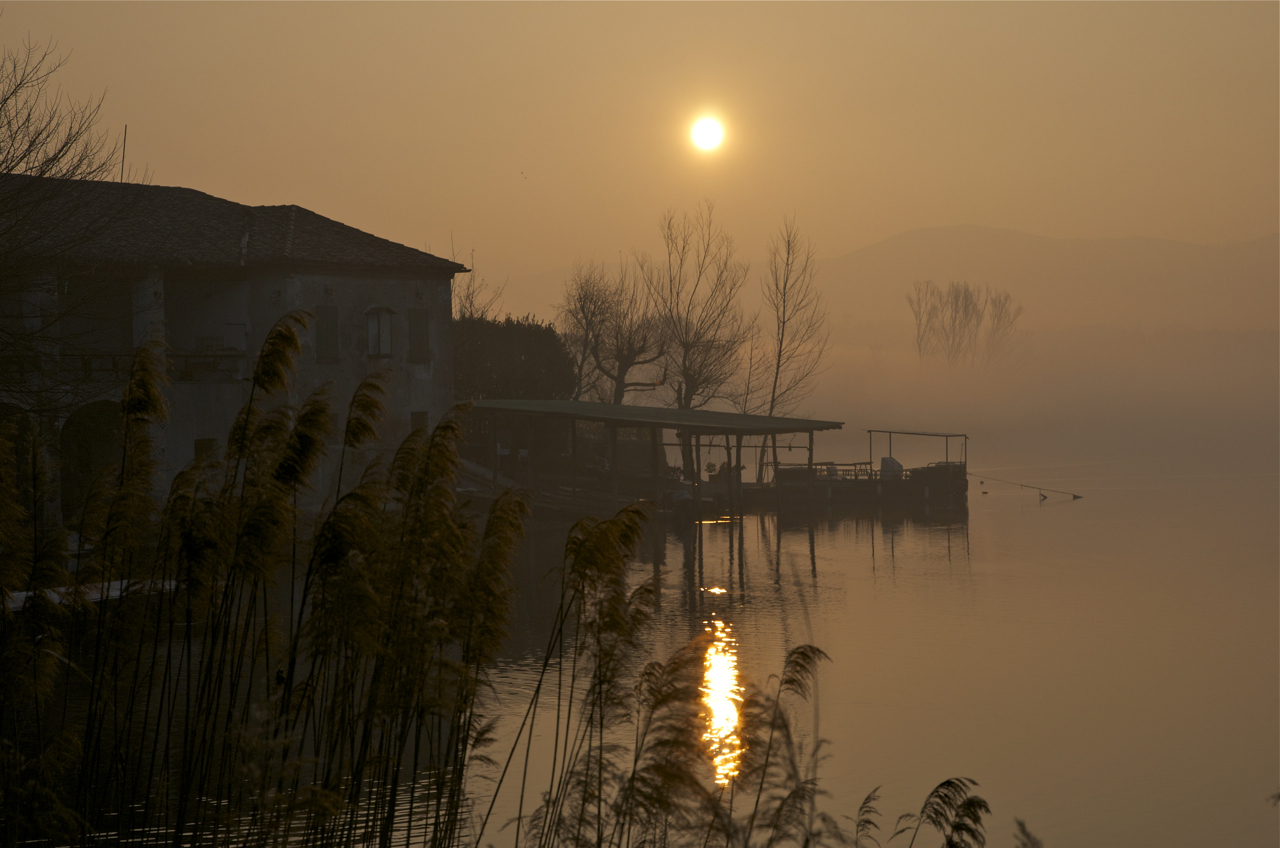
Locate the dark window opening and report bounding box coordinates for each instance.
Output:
[367,309,392,357]
[316,304,340,364]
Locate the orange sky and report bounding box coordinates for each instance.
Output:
[4,2,1277,315]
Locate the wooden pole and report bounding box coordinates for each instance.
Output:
[693,433,702,507]
[651,426,661,506]
[734,434,743,512]
[570,418,578,498]
[609,426,619,504]
[490,412,499,491]
[724,435,733,514]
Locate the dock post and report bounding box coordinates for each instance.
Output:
[491,412,499,491]
[724,435,734,515]
[808,431,814,473]
[651,426,661,507]
[570,418,578,498]
[693,434,702,510]
[734,434,743,512]
[609,425,619,504]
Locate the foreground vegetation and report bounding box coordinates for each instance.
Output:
[0,319,990,847]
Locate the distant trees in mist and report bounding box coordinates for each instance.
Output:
[907,280,1025,366]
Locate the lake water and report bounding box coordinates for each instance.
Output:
[485,466,1278,848]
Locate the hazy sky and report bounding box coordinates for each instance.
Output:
[5,2,1277,315]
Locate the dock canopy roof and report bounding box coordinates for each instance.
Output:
[471,399,843,437]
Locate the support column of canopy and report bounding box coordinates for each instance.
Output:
[490,411,499,491]
[693,433,702,510]
[651,426,661,506]
[570,418,578,499]
[609,425,619,504]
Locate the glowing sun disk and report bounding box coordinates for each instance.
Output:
[692,118,724,150]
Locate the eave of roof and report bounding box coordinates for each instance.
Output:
[470,399,843,436]
[0,174,467,275]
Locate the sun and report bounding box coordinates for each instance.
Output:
[691,117,724,150]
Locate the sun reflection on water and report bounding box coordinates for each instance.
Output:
[701,618,743,786]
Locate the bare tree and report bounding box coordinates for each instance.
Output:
[639,202,751,476]
[980,288,1024,365]
[640,202,751,411]
[557,259,665,404]
[749,217,829,478]
[0,37,136,413]
[590,261,665,404]
[908,280,1023,366]
[449,246,504,321]
[556,261,611,401]
[760,217,828,416]
[728,318,768,415]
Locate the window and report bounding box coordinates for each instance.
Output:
[407,308,431,363]
[366,308,393,357]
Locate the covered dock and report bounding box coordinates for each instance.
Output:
[463,399,843,512]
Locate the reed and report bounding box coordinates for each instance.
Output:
[0,330,991,848]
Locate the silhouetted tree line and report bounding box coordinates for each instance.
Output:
[453,314,576,400]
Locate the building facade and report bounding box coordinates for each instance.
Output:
[0,175,464,521]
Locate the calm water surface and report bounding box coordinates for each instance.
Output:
[485,469,1278,847]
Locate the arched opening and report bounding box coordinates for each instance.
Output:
[60,401,122,523]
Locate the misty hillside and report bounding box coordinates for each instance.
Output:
[820,226,1278,332]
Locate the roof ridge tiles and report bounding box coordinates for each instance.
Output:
[1,174,466,274]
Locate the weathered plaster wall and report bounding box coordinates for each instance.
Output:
[153,266,454,496]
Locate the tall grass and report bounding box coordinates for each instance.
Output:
[0,325,990,848]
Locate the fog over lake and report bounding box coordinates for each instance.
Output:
[1,4,1275,846]
[491,468,1277,847]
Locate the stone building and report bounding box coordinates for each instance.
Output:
[0,175,465,521]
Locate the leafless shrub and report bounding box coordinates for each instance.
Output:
[907,281,1024,366]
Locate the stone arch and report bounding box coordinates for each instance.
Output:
[60,400,122,522]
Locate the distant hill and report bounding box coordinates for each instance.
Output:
[819,226,1278,332]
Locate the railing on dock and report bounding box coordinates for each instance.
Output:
[769,461,909,482]
[768,459,967,484]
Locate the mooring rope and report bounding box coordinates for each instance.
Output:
[968,472,1083,499]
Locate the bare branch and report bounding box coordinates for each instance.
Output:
[639,201,752,412]
[450,248,504,321]
[906,281,1024,367]
[760,216,828,417]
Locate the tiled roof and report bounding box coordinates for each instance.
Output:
[0,174,466,274]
